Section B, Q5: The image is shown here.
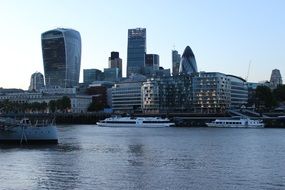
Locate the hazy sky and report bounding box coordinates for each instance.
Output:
[0,0,284,89]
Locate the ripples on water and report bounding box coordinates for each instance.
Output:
[1,126,285,190]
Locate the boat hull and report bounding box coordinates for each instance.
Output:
[0,125,58,144]
[206,123,264,128]
[97,122,175,128]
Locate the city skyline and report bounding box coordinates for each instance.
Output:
[0,0,284,89]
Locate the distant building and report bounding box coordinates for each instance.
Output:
[270,69,283,89]
[108,52,122,78]
[192,72,231,113]
[112,74,147,113]
[42,28,81,88]
[104,68,120,82]
[28,72,45,91]
[172,50,181,76]
[83,69,103,84]
[144,54,159,77]
[179,46,198,75]
[127,28,146,77]
[142,75,192,113]
[227,75,248,109]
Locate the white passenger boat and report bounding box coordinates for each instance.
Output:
[97,116,175,128]
[0,118,58,144]
[206,118,264,128]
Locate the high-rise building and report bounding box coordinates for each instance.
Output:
[42,28,81,88]
[270,69,283,89]
[127,28,146,77]
[172,50,181,76]
[179,46,198,75]
[108,51,122,78]
[144,54,159,76]
[28,72,45,91]
[83,69,103,84]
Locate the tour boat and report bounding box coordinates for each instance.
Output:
[97,116,175,128]
[206,118,264,128]
[0,118,58,144]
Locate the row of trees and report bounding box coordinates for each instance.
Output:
[252,85,285,112]
[0,96,71,114]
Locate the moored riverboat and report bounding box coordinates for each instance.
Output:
[97,116,175,128]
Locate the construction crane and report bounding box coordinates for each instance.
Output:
[245,60,251,81]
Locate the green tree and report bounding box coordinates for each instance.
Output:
[273,85,285,102]
[61,96,71,112]
[255,86,276,111]
[48,100,57,113]
[87,102,104,112]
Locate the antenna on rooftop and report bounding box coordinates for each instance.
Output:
[245,60,251,81]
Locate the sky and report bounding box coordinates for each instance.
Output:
[0,0,284,89]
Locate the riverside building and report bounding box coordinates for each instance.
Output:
[111,74,147,113]
[142,75,192,113]
[227,75,248,109]
[192,72,231,113]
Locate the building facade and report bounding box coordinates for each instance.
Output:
[127,28,146,77]
[227,75,248,109]
[144,54,159,77]
[172,50,181,76]
[104,68,120,82]
[108,52,122,78]
[142,75,192,113]
[83,69,103,84]
[42,28,81,88]
[29,72,45,91]
[111,74,147,113]
[192,72,231,113]
[179,46,198,75]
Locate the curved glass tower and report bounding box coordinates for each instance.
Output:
[179,46,197,75]
[42,28,81,88]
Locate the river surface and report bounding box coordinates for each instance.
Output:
[0,125,285,190]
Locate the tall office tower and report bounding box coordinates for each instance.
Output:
[42,28,81,88]
[179,46,198,75]
[28,72,45,91]
[172,50,181,76]
[108,51,122,78]
[270,69,283,89]
[83,69,103,84]
[127,28,146,77]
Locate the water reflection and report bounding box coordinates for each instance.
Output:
[1,126,285,189]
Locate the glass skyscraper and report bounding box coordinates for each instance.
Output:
[42,28,81,88]
[127,28,146,77]
[179,46,198,75]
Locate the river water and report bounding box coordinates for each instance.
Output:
[0,125,285,190]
